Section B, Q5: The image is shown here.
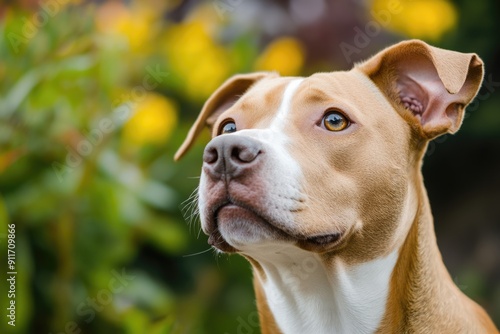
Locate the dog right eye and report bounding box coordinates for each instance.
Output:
[219,120,237,135]
[322,111,350,132]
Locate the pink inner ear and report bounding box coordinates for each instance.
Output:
[401,96,423,114]
[396,70,463,135]
[397,75,429,117]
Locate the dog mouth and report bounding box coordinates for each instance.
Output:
[296,232,347,252]
[206,201,348,254]
[207,202,288,252]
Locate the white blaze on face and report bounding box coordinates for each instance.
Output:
[270,79,304,131]
[199,79,306,249]
[240,79,305,170]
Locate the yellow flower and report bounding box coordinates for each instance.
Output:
[163,21,231,101]
[371,0,458,41]
[122,93,178,146]
[254,37,305,76]
[95,2,156,52]
[185,2,222,36]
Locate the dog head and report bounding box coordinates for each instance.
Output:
[176,40,483,262]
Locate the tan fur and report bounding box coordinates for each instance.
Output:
[375,166,498,333]
[211,76,294,137]
[285,71,411,262]
[358,40,496,334]
[174,71,278,160]
[357,40,483,139]
[176,40,498,333]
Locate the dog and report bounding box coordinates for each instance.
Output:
[175,40,498,333]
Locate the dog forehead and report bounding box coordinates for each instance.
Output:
[217,69,399,134]
[226,76,296,126]
[294,71,395,116]
[247,70,393,120]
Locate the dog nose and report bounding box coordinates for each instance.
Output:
[203,135,263,178]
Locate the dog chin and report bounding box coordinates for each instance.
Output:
[216,205,285,248]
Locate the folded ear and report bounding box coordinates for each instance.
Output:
[357,40,484,139]
[174,72,273,161]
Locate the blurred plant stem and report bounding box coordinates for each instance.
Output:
[52,212,75,330]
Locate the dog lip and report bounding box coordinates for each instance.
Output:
[208,201,295,250]
[296,229,351,253]
[213,202,290,237]
[205,198,231,235]
[304,233,342,245]
[207,229,237,252]
[207,199,350,254]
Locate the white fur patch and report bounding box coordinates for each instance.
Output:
[207,79,306,248]
[270,79,304,131]
[254,247,398,334]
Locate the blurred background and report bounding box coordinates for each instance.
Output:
[0,0,499,333]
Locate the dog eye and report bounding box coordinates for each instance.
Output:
[323,111,349,132]
[219,120,237,135]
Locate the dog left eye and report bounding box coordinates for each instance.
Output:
[219,120,237,135]
[323,111,350,132]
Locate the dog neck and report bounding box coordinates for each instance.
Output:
[248,244,398,334]
[378,172,496,333]
[248,169,495,334]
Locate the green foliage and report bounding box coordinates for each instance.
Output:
[0,2,259,333]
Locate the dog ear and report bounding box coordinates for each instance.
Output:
[357,39,484,139]
[174,72,272,161]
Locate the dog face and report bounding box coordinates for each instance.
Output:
[198,73,411,258]
[176,40,483,262]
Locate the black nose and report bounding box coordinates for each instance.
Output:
[203,135,263,179]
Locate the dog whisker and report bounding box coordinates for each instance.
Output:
[180,186,201,234]
[182,248,212,257]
